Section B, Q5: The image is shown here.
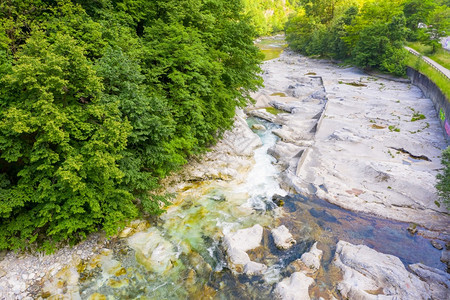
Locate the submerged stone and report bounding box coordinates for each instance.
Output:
[272,194,285,207]
[128,228,177,273]
[209,194,226,202]
[88,293,107,300]
[244,261,267,276]
[251,124,266,131]
[431,240,443,250]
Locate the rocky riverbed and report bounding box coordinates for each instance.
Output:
[1,40,449,299]
[250,49,449,232]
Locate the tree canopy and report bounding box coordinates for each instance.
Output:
[285,0,449,75]
[0,0,262,251]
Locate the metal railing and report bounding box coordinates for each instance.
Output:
[406,47,450,81]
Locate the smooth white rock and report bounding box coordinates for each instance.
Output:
[409,263,450,300]
[274,272,314,300]
[271,225,296,250]
[223,224,263,253]
[223,224,264,271]
[334,240,431,299]
[244,261,268,276]
[300,242,322,271]
[227,247,250,266]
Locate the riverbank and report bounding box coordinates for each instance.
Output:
[1,46,449,300]
[252,49,449,233]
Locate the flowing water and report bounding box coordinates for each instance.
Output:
[74,40,448,298]
[77,116,446,299]
[255,36,287,61]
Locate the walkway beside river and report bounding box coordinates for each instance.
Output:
[405,46,450,80]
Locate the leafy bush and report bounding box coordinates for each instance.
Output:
[0,0,262,250]
[436,147,450,209]
[286,0,409,75]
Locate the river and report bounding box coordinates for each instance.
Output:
[72,37,449,300]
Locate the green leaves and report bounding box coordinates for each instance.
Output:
[0,31,134,250]
[436,147,450,209]
[0,0,262,250]
[286,0,408,75]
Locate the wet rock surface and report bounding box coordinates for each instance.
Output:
[255,50,449,232]
[409,263,450,300]
[127,228,177,273]
[334,240,433,299]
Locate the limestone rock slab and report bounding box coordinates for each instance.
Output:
[334,240,431,299]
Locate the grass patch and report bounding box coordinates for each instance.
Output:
[388,125,400,132]
[407,41,450,70]
[406,52,450,102]
[260,49,283,61]
[265,107,285,115]
[411,113,426,122]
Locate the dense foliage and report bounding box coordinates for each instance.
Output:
[242,0,293,36]
[285,0,449,76]
[0,0,262,250]
[404,0,450,52]
[437,147,450,209]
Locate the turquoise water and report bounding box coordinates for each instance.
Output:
[76,117,446,300]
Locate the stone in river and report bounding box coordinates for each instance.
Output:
[271,225,296,250]
[300,242,322,271]
[274,272,314,300]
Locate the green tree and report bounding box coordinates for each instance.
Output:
[0,0,263,250]
[0,32,136,250]
[419,5,450,53]
[436,147,450,208]
[403,0,437,33]
[95,47,177,214]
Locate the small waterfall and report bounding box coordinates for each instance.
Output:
[239,118,287,211]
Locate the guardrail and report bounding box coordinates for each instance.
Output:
[406,47,450,81]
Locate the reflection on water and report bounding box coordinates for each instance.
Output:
[78,117,446,300]
[255,36,287,61]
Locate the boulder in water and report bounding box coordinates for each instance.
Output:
[274,272,314,300]
[251,124,266,131]
[226,247,250,266]
[272,194,285,207]
[223,224,263,253]
[430,240,443,250]
[334,240,431,299]
[223,224,264,271]
[244,261,267,276]
[271,225,296,250]
[300,242,322,271]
